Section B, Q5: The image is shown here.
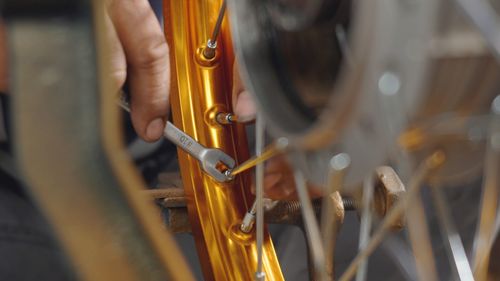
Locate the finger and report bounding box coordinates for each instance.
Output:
[103,12,126,93]
[263,156,295,199]
[264,180,297,200]
[232,61,256,122]
[107,0,170,142]
[265,155,292,174]
[263,155,325,200]
[250,172,282,195]
[264,177,322,200]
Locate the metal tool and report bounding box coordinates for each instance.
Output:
[163,122,235,182]
[240,201,257,233]
[202,0,226,59]
[117,95,235,182]
[227,137,289,178]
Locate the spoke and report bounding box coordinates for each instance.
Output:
[494,209,500,245]
[381,236,419,280]
[355,175,374,281]
[293,167,328,281]
[431,187,474,281]
[202,0,227,59]
[472,95,500,280]
[229,138,288,177]
[453,0,500,61]
[321,154,350,278]
[335,24,354,68]
[406,189,438,281]
[339,151,445,281]
[208,0,226,45]
[255,114,265,281]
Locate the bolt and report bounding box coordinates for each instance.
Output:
[342,197,358,211]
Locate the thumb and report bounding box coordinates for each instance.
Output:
[232,61,256,122]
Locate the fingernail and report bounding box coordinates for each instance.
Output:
[146,118,164,140]
[235,91,256,122]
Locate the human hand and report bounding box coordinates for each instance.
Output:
[232,62,323,200]
[105,0,170,142]
[0,2,169,141]
[254,154,323,200]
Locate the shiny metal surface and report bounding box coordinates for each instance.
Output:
[119,95,235,182]
[229,0,438,187]
[339,152,445,281]
[255,114,265,280]
[240,201,257,233]
[356,176,374,281]
[472,96,500,281]
[321,154,349,279]
[454,0,500,60]
[431,187,474,281]
[293,168,328,281]
[228,138,289,177]
[163,0,283,279]
[164,122,235,182]
[406,188,438,281]
[229,1,500,277]
[202,0,226,59]
[7,0,500,279]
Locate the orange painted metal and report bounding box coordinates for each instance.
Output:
[163,0,284,280]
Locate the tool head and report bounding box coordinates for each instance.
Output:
[200,148,236,182]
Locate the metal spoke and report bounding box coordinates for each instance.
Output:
[335,24,354,68]
[293,167,328,281]
[472,95,500,281]
[406,189,438,281]
[431,187,474,281]
[202,0,227,59]
[454,0,500,61]
[255,114,265,281]
[339,151,445,281]
[321,153,350,278]
[355,175,375,281]
[229,138,288,177]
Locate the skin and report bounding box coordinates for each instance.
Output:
[0,1,312,200]
[105,0,170,142]
[1,0,170,143]
[233,62,323,200]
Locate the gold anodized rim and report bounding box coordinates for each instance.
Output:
[163,0,284,280]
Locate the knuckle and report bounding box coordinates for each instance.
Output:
[134,36,169,71]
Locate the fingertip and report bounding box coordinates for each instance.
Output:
[129,92,169,142]
[250,185,256,195]
[234,90,256,122]
[144,117,165,142]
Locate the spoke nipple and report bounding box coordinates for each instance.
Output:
[240,211,256,233]
[224,169,234,181]
[216,112,235,125]
[255,271,266,281]
[202,40,217,59]
[207,39,217,49]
